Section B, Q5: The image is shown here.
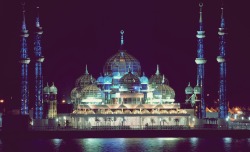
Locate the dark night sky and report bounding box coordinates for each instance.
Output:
[1,0,250,107]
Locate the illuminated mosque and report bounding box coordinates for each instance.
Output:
[13,2,229,129]
[71,30,175,107]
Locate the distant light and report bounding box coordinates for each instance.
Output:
[0,99,4,103]
[207,94,209,96]
[192,118,195,121]
[234,115,237,119]
[249,117,250,120]
[63,116,66,120]
[62,100,66,103]
[242,117,244,120]
[56,118,58,122]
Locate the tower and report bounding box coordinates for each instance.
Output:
[217,6,228,118]
[48,83,58,118]
[34,6,45,119]
[195,2,207,118]
[20,3,30,115]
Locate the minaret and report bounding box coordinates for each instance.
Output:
[217,6,228,118]
[34,6,45,119]
[195,2,207,118]
[20,3,30,115]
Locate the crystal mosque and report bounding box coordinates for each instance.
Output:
[13,2,229,129]
[71,31,175,106]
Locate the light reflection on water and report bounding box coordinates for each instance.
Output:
[0,138,250,152]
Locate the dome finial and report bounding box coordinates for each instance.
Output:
[199,2,203,24]
[156,64,160,75]
[120,30,124,46]
[85,64,89,75]
[162,74,165,84]
[188,82,191,86]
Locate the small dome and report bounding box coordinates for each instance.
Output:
[103,74,112,84]
[149,65,169,85]
[82,84,102,98]
[49,83,58,94]
[140,72,148,84]
[71,87,82,100]
[119,71,141,86]
[154,84,175,100]
[75,65,96,88]
[75,74,96,88]
[43,83,50,94]
[185,82,194,94]
[97,74,104,84]
[194,85,201,94]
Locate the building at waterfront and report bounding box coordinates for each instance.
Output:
[12,2,231,129]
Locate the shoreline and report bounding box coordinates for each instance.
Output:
[1,130,250,139]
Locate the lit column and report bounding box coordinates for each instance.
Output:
[217,7,228,118]
[195,3,207,118]
[20,3,30,115]
[34,6,45,119]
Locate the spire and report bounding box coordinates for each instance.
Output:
[36,6,40,27]
[120,30,124,46]
[155,64,160,75]
[21,2,27,31]
[85,64,89,74]
[198,2,204,31]
[162,74,165,84]
[143,72,145,76]
[220,6,225,28]
[188,82,191,86]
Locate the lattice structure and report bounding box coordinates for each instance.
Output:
[34,6,45,119]
[217,7,228,118]
[20,3,30,115]
[195,3,207,118]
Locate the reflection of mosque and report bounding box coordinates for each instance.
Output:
[71,31,175,106]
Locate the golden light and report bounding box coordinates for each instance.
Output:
[0,99,4,103]
[62,100,66,103]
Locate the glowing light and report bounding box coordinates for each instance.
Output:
[242,117,244,120]
[192,118,195,121]
[0,99,4,103]
[234,114,237,119]
[62,100,66,103]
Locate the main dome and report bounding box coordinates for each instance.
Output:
[103,30,141,77]
[103,50,141,77]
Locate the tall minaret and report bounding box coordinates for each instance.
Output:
[217,6,228,118]
[195,2,207,118]
[20,3,30,115]
[34,6,45,119]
